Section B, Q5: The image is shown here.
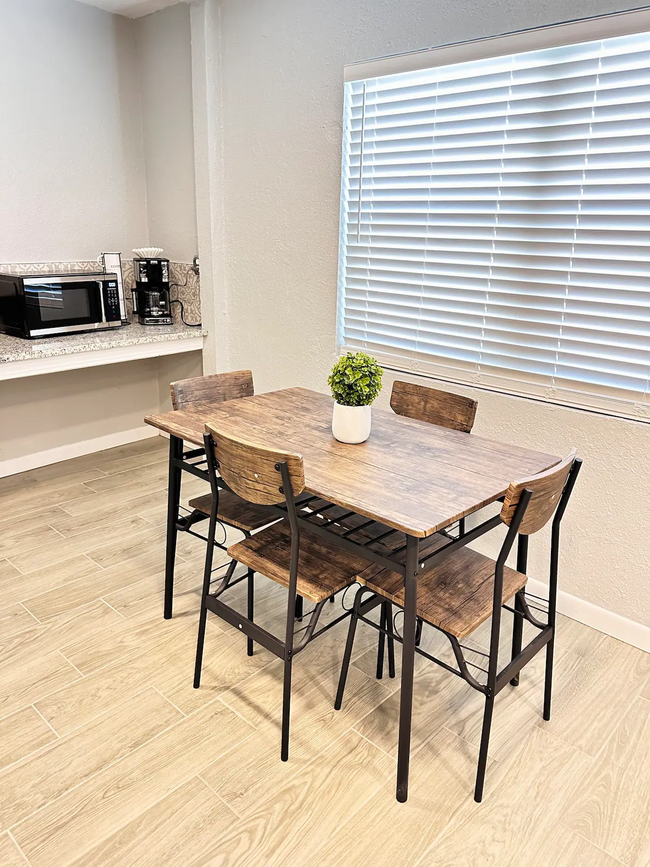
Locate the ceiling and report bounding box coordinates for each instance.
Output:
[74,0,185,18]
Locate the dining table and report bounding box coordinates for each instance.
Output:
[145,386,559,801]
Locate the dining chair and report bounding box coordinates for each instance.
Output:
[194,424,373,761]
[335,448,581,802]
[390,379,477,532]
[388,380,479,653]
[170,369,256,411]
[170,370,277,654]
[390,380,478,433]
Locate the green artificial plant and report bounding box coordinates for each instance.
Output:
[328,351,384,407]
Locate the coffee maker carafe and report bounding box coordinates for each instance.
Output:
[132,257,173,325]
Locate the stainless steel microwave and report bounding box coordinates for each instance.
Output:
[0,272,125,339]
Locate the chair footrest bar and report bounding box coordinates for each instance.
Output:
[211,571,247,591]
[205,595,285,659]
[301,608,352,647]
[359,593,383,617]
[176,509,210,531]
[495,627,553,694]
[356,610,485,690]
[181,527,229,551]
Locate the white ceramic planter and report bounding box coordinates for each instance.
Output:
[332,402,372,444]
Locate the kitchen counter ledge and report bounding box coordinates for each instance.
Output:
[0,321,206,381]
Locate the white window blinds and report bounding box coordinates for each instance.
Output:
[339,17,650,418]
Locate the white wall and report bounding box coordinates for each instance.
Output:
[135,3,198,262]
[192,0,650,636]
[0,0,148,262]
[0,351,203,473]
[0,0,197,266]
[0,362,160,463]
[0,1,201,471]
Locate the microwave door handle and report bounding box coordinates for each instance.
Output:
[98,281,107,323]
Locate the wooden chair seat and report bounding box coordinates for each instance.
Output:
[188,491,275,533]
[227,520,373,603]
[357,545,527,639]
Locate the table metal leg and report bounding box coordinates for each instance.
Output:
[164,435,183,620]
[396,534,419,802]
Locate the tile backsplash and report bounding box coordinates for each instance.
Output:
[0,261,101,275]
[0,259,201,326]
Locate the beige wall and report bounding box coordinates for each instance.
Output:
[0,1,202,473]
[157,350,203,412]
[0,0,197,265]
[135,3,198,263]
[0,362,159,465]
[0,0,148,262]
[0,351,202,472]
[192,0,649,631]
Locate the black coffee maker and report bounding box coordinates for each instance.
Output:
[132,257,173,325]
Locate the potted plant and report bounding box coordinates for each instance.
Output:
[328,351,384,443]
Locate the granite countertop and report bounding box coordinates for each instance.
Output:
[0,320,207,364]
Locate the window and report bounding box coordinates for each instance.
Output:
[338,10,650,419]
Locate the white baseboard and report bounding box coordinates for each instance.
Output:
[527,577,650,653]
[0,425,160,478]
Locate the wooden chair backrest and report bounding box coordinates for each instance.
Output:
[390,381,477,433]
[501,449,578,535]
[206,424,305,506]
[170,370,254,411]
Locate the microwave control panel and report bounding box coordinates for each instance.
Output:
[102,280,122,323]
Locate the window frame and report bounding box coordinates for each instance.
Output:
[338,6,650,423]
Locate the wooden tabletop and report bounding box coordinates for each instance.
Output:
[145,387,559,538]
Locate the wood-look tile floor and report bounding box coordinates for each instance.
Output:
[0,436,648,866]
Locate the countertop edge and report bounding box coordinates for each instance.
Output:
[0,323,206,380]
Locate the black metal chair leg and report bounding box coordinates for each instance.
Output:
[247,569,255,656]
[415,617,423,647]
[376,604,386,679]
[294,595,303,621]
[474,694,495,802]
[194,491,234,687]
[510,592,524,686]
[511,535,528,686]
[281,653,293,761]
[193,531,220,689]
[544,521,560,721]
[335,597,360,710]
[458,517,466,537]
[164,435,183,620]
[193,604,208,688]
[543,637,555,721]
[329,595,335,603]
[385,602,396,678]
